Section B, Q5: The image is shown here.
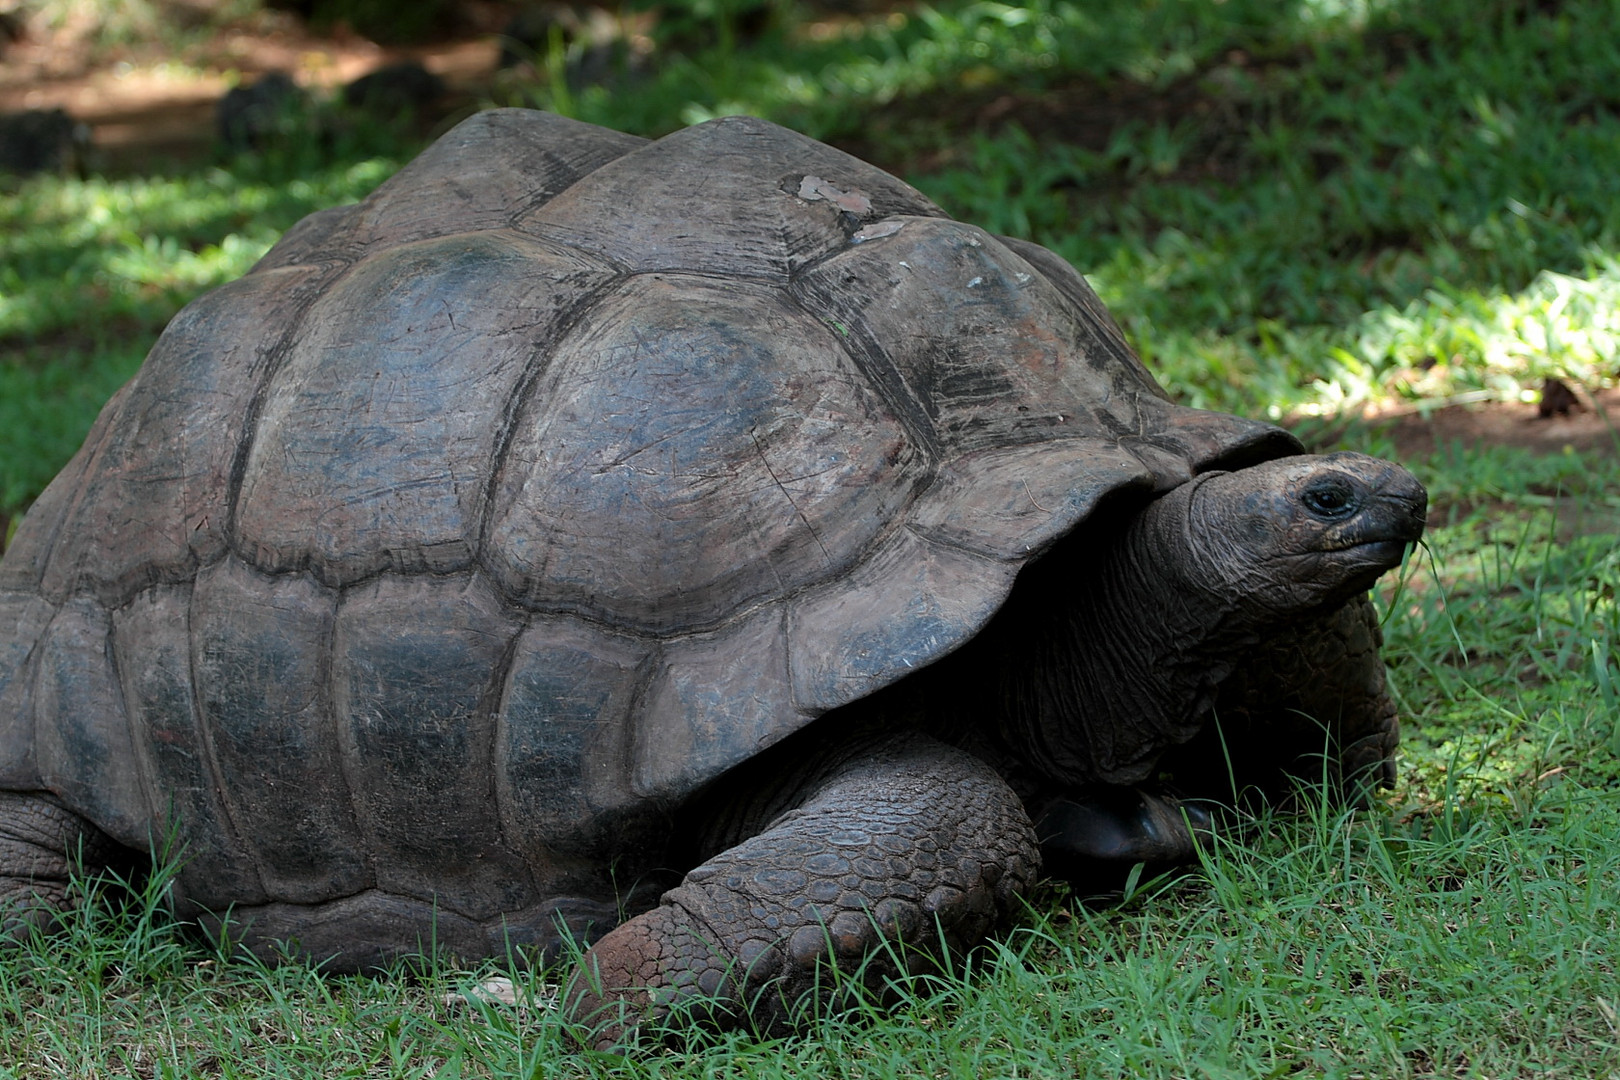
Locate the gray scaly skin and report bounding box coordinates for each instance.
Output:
[1162,594,1401,804]
[565,452,1426,1045]
[566,733,1037,1044]
[0,792,123,937]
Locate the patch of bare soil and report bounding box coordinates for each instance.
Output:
[1378,387,1620,459]
[0,4,507,170]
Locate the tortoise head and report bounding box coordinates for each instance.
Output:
[1177,451,1428,621]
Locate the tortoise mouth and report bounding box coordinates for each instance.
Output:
[1312,529,1420,585]
[1302,537,1414,599]
[1335,537,1414,566]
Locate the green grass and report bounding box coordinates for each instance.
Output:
[899,0,1620,416]
[2,0,1618,1074]
[499,0,1620,414]
[4,737,1616,1076]
[0,156,403,517]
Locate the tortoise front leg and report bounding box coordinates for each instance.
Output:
[0,792,120,937]
[1162,594,1401,806]
[564,733,1038,1047]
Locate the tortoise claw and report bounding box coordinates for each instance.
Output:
[563,904,739,1052]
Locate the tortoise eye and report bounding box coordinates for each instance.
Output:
[1302,478,1358,519]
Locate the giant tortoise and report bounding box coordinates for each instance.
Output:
[0,110,1425,1042]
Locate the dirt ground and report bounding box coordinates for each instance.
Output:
[3,6,1616,468]
[1377,386,1620,459]
[0,4,508,169]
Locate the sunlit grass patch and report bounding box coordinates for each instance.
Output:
[1348,256,1620,408]
[0,159,400,346]
[0,156,405,519]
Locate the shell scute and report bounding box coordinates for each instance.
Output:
[33,598,150,848]
[113,583,266,907]
[38,266,333,608]
[349,108,648,253]
[190,557,368,903]
[487,273,920,633]
[519,115,945,280]
[994,235,1140,369]
[786,529,1016,715]
[251,205,360,273]
[633,602,795,802]
[333,572,532,918]
[497,614,650,859]
[0,592,54,786]
[908,439,1155,561]
[792,219,1152,458]
[235,231,617,586]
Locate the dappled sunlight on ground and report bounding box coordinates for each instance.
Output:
[0,5,501,170]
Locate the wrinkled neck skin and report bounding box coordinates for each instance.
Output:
[987,478,1277,791]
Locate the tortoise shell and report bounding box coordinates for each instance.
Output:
[0,111,1296,931]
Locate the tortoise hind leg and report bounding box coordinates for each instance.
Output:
[0,791,122,938]
[564,733,1038,1048]
[1162,594,1400,806]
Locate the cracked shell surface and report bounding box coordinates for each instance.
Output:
[0,110,1299,929]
